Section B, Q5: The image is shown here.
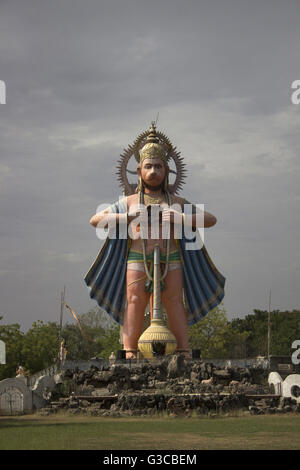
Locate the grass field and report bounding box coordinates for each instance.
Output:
[1,413,300,450]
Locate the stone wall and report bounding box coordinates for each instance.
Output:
[28,359,108,387]
[4,355,300,417]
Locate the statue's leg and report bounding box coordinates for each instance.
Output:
[161,267,190,356]
[123,268,150,359]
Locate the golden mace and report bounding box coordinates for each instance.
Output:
[138,243,177,359]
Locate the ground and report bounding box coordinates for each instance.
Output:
[1,413,300,450]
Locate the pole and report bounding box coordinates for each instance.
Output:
[152,244,162,320]
[267,289,271,361]
[60,286,66,334]
[58,286,66,364]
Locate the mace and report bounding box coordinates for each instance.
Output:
[138,243,177,359]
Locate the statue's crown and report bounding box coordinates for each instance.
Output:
[140,122,168,163]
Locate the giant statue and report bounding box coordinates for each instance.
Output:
[85,123,225,359]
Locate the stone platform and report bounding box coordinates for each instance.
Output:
[36,355,300,417]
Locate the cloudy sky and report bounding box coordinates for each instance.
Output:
[0,0,300,331]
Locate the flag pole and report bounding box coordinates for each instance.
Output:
[267,289,271,362]
[58,286,66,367]
[59,286,66,342]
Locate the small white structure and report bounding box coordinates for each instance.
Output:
[268,371,283,395]
[0,340,5,364]
[0,378,32,414]
[0,372,58,415]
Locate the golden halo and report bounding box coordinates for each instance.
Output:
[116,123,186,196]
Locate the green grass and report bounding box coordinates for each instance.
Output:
[1,413,300,450]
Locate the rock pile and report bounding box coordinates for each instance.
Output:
[37,356,300,417]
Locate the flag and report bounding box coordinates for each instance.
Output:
[63,302,86,338]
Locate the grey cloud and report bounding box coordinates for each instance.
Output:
[0,0,300,329]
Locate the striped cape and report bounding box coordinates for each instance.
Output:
[84,197,225,326]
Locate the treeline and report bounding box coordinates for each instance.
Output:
[1,306,300,380]
[0,310,120,381]
[189,306,300,360]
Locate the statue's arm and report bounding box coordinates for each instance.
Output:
[89,197,128,228]
[90,211,127,228]
[201,210,217,228]
[181,198,217,228]
[89,196,141,228]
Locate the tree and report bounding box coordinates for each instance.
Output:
[231,310,272,357]
[189,305,226,358]
[21,321,60,374]
[230,309,300,357]
[0,316,24,380]
[101,325,121,359]
[78,308,115,330]
[189,305,249,359]
[222,323,249,359]
[265,310,300,356]
[60,322,101,360]
[59,308,111,360]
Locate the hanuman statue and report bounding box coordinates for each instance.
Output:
[85,123,225,359]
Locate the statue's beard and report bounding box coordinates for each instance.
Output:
[142,179,165,191]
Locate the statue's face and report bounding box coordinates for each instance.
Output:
[138,157,168,190]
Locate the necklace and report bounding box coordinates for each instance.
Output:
[143,193,166,205]
[139,190,171,284]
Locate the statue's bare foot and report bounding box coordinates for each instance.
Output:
[125,349,138,360]
[176,349,191,360]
